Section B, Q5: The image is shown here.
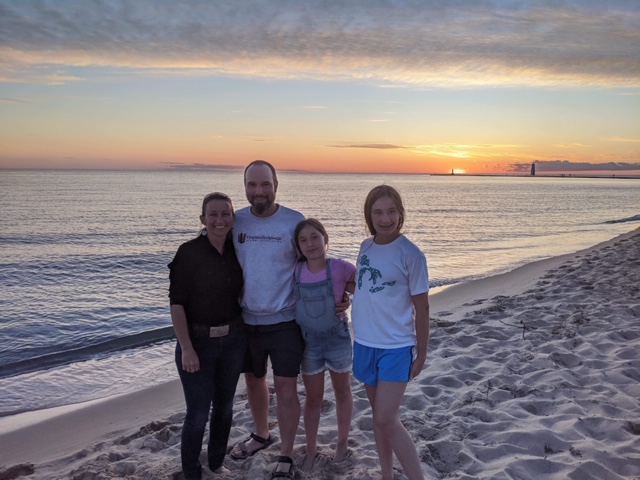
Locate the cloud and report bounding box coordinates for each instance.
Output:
[508,160,640,173]
[244,136,279,143]
[331,142,538,159]
[555,143,590,148]
[166,163,244,171]
[0,97,28,103]
[0,0,638,87]
[607,137,640,143]
[412,143,523,159]
[165,162,308,173]
[202,134,277,142]
[329,143,405,150]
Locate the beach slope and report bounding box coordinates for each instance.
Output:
[1,229,639,479]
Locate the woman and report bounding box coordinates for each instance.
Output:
[168,192,246,480]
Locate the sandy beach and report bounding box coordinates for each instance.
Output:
[1,229,638,480]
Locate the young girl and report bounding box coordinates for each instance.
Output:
[351,185,430,480]
[293,218,356,470]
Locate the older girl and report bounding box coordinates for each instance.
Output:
[351,185,430,480]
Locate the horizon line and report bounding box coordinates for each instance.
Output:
[1,167,639,179]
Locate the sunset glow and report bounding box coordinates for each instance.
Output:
[0,1,638,175]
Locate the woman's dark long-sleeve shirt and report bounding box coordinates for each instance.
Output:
[168,234,243,326]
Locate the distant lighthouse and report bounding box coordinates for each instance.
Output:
[530,163,536,176]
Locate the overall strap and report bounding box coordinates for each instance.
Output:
[293,262,304,298]
[295,262,304,282]
[325,259,334,297]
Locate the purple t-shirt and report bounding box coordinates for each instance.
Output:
[298,258,356,317]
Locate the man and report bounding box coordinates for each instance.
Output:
[230,160,304,479]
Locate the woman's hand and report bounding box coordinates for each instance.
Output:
[170,305,200,373]
[181,347,200,373]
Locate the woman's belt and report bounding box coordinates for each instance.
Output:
[189,316,243,338]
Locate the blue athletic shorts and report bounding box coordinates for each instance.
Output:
[353,342,414,386]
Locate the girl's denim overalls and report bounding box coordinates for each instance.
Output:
[294,259,352,374]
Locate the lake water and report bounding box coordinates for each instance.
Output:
[1,169,638,416]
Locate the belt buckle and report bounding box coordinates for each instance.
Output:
[209,325,230,337]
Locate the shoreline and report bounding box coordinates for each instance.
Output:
[1,228,638,479]
[4,223,638,418]
[0,230,613,433]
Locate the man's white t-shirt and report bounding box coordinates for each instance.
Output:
[233,204,304,326]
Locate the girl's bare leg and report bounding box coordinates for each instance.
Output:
[329,370,353,462]
[366,381,424,480]
[302,372,325,470]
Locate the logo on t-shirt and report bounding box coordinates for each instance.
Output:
[236,232,283,244]
[357,254,396,293]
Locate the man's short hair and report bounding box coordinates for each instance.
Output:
[244,160,278,184]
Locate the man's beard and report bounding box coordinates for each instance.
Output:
[251,196,273,215]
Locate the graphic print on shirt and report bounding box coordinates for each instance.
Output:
[357,254,396,293]
[236,232,283,244]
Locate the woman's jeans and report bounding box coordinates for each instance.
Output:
[175,329,247,479]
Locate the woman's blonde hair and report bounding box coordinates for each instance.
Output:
[199,192,234,238]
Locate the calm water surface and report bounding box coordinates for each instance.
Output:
[0,170,638,416]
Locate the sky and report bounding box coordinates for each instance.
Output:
[0,0,639,175]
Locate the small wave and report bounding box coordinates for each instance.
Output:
[0,327,176,379]
[0,229,194,246]
[429,255,547,291]
[430,279,458,289]
[429,274,488,289]
[604,214,640,224]
[0,253,170,287]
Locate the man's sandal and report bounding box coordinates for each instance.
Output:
[230,433,274,460]
[271,456,295,479]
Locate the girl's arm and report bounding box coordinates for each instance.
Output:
[335,260,356,314]
[335,270,356,316]
[409,292,430,380]
[344,270,356,295]
[171,304,200,373]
